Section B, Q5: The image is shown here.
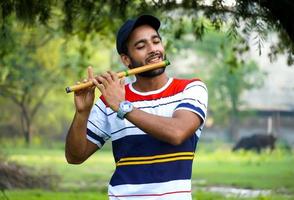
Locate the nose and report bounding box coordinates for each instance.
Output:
[147,42,157,53]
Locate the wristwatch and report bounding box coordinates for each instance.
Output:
[117,101,134,119]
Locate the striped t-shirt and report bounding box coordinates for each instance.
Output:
[87,78,208,200]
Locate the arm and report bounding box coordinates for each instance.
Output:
[66,69,125,164]
[125,109,202,145]
[65,67,99,164]
[65,111,98,164]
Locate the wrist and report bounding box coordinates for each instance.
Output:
[75,110,91,119]
[111,105,120,112]
[117,101,134,119]
[110,100,125,112]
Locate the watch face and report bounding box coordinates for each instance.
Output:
[121,101,133,112]
[117,101,134,119]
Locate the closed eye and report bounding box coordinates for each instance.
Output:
[153,40,161,44]
[136,45,145,50]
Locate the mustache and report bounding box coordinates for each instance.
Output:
[145,51,163,63]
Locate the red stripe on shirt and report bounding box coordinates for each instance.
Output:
[126,78,201,102]
[100,78,201,107]
[100,95,110,107]
[108,190,191,197]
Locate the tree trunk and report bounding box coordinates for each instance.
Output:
[228,111,239,142]
[24,130,31,146]
[20,104,32,146]
[228,91,240,142]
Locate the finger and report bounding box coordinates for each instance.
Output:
[96,82,106,94]
[109,71,118,82]
[101,72,113,83]
[88,78,98,93]
[90,78,97,89]
[92,78,99,86]
[96,76,109,88]
[88,66,94,79]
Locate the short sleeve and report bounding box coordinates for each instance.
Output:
[174,80,208,125]
[86,98,111,148]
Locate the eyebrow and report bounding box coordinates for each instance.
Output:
[133,35,161,47]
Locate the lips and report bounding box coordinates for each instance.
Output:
[146,53,163,64]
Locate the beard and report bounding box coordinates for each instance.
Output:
[129,54,167,78]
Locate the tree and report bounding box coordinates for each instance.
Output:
[0,22,62,145]
[0,0,293,64]
[210,49,260,141]
[202,34,264,141]
[0,16,115,146]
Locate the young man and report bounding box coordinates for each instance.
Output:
[65,15,208,200]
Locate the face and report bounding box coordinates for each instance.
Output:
[121,25,166,77]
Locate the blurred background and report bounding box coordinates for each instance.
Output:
[0,1,293,200]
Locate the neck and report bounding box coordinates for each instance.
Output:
[132,73,169,92]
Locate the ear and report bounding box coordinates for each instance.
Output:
[120,54,132,69]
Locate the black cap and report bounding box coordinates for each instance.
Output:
[116,15,161,55]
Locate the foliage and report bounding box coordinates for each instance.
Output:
[206,37,264,122]
[0,1,288,146]
[0,15,114,145]
[0,19,63,145]
[0,0,293,65]
[207,38,264,140]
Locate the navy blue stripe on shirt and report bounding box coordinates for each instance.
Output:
[137,98,198,110]
[110,159,193,186]
[111,126,137,135]
[185,84,207,92]
[104,98,200,116]
[94,103,108,115]
[88,120,111,138]
[112,134,199,163]
[197,100,207,109]
[87,128,105,146]
[175,103,206,119]
[138,99,181,109]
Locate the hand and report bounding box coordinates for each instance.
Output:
[92,71,125,112]
[74,66,96,114]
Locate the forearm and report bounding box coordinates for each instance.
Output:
[65,111,89,162]
[125,108,200,145]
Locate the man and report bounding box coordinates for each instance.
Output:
[65,15,208,200]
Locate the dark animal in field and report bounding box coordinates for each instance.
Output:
[232,134,276,153]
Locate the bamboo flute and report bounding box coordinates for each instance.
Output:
[65,60,170,93]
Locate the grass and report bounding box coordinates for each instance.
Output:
[193,148,294,192]
[3,190,107,200]
[3,190,294,200]
[1,143,294,200]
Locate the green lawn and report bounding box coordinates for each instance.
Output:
[193,149,294,192]
[4,190,294,200]
[2,144,294,200]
